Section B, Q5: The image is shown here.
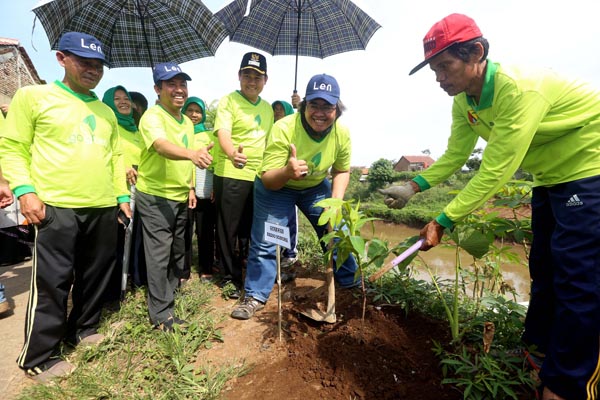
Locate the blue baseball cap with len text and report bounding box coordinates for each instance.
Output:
[305,74,340,105]
[58,32,107,64]
[153,62,192,84]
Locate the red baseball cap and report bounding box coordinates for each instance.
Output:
[409,13,482,75]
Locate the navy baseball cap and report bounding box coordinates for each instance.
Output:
[152,62,192,84]
[58,32,107,64]
[239,52,267,75]
[305,74,340,105]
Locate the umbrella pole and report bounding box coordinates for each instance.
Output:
[136,0,154,68]
[293,0,303,93]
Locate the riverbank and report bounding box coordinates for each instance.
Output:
[364,220,531,302]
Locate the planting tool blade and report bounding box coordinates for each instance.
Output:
[300,258,336,323]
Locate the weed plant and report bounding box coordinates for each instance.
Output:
[17,280,240,400]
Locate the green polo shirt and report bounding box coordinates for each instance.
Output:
[136,105,194,202]
[261,113,351,189]
[212,90,273,181]
[0,81,128,208]
[415,61,600,228]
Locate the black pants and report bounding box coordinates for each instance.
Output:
[104,207,147,303]
[182,198,217,278]
[136,191,186,325]
[17,206,117,371]
[214,176,253,287]
[0,226,32,265]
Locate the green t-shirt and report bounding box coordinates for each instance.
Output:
[261,114,351,190]
[136,105,194,202]
[118,124,144,169]
[212,91,273,181]
[0,81,128,208]
[416,61,600,227]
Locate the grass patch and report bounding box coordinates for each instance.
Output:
[17,280,241,400]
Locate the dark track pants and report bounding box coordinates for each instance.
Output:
[17,205,117,372]
[136,191,186,325]
[522,176,600,399]
[214,176,253,287]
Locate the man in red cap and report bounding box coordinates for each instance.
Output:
[380,13,600,400]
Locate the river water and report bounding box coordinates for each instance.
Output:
[363,221,531,302]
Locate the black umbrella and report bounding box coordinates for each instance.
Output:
[215,0,381,91]
[32,0,228,68]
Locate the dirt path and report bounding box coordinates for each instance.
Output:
[0,260,36,400]
[1,262,461,399]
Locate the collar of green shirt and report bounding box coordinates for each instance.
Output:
[466,60,498,111]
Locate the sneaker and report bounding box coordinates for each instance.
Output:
[155,316,189,332]
[231,296,265,320]
[280,255,298,268]
[26,360,75,383]
[79,333,105,345]
[0,299,11,315]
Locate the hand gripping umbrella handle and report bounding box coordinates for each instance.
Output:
[368,238,424,282]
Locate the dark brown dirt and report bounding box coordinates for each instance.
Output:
[202,266,461,400]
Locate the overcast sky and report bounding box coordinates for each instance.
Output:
[4,0,600,167]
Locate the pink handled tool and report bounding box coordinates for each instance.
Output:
[369,238,424,282]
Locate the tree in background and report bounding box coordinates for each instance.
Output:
[368,158,395,192]
[203,99,219,130]
[465,147,483,171]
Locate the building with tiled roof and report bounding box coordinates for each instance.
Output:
[0,37,45,104]
[393,155,435,172]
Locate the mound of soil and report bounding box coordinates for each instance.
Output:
[201,266,461,400]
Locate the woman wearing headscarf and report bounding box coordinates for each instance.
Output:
[182,97,217,282]
[102,85,145,304]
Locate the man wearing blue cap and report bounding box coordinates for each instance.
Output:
[231,73,359,320]
[135,62,213,332]
[0,31,130,382]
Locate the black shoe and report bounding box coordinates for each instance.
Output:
[220,279,241,299]
[278,270,297,283]
[155,316,189,332]
[228,287,241,299]
[218,278,233,288]
[231,296,265,320]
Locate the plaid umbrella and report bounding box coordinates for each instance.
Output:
[32,0,228,68]
[215,0,381,90]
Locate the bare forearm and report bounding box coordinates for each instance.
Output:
[331,170,350,199]
[261,168,292,190]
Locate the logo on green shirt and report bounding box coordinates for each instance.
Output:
[67,114,106,145]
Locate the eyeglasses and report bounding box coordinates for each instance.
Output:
[307,103,336,113]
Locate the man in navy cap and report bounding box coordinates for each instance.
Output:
[134,62,213,331]
[212,52,273,299]
[0,31,130,382]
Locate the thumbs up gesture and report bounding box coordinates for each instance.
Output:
[231,144,248,169]
[288,144,308,179]
[192,142,214,169]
